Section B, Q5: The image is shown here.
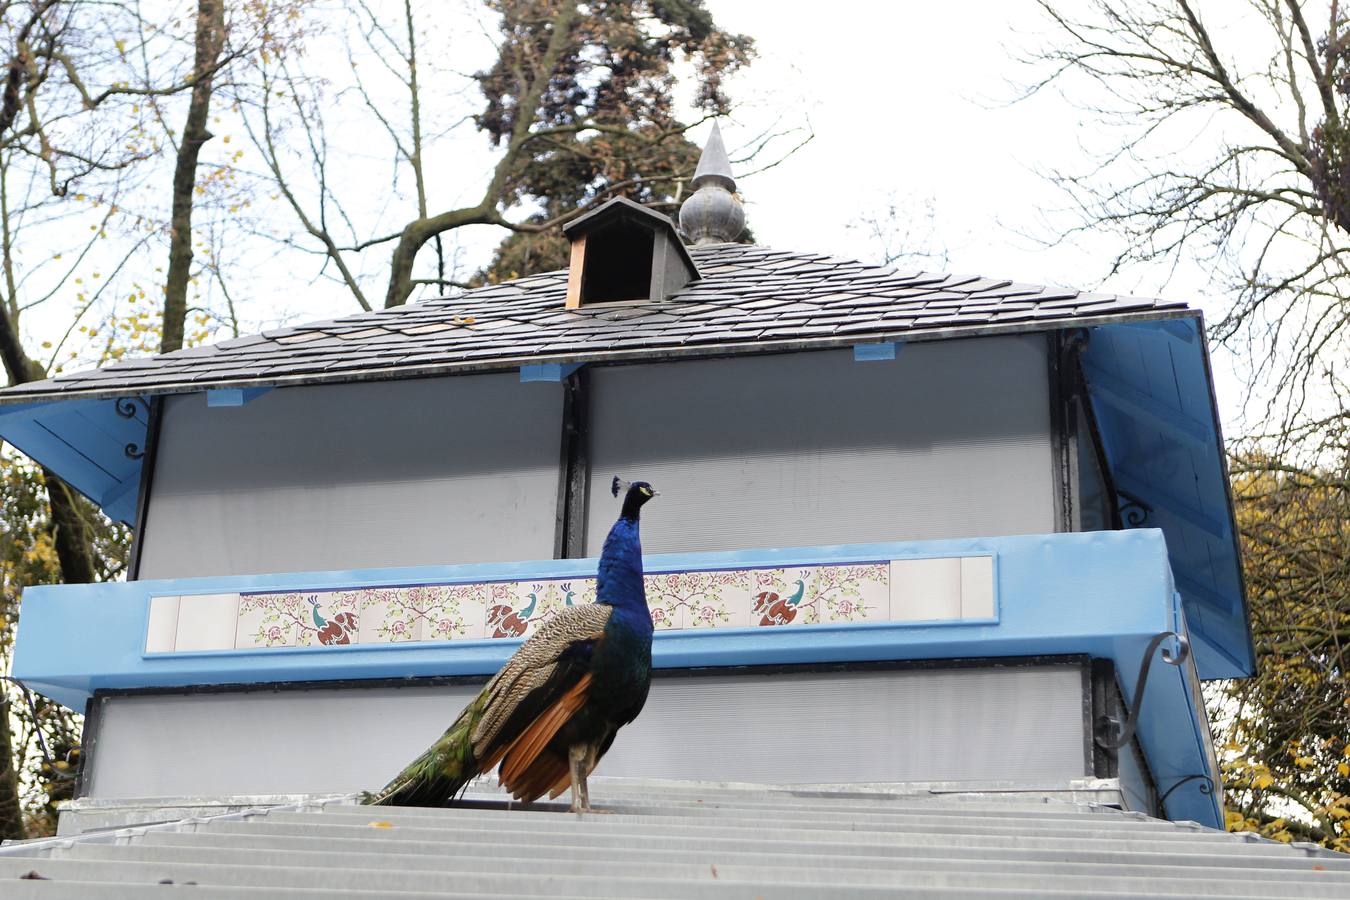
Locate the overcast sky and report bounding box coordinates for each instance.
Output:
[16,1,1252,430]
[698,1,1245,425]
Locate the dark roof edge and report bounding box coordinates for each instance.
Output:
[0,309,1201,406]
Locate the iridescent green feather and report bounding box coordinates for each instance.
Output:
[365,687,489,806]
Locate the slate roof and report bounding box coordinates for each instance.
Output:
[0,242,1191,403]
[4,779,1348,898]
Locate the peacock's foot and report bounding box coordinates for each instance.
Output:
[569,803,612,815]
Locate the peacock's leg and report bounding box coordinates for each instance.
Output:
[567,744,587,814]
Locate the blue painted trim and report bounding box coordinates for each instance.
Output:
[12,529,1221,827]
[1084,320,1252,679]
[520,362,583,382]
[1083,362,1213,448]
[1117,318,1196,344]
[852,342,902,361]
[0,396,145,525]
[206,387,272,407]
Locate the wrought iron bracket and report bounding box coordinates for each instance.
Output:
[1116,489,1152,528]
[114,396,150,459]
[1158,773,1214,808]
[1094,630,1190,749]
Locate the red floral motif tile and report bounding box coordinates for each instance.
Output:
[645,569,752,630]
[235,593,300,649]
[813,563,889,623]
[354,587,422,643]
[204,553,977,656]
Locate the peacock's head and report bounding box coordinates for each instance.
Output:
[612,476,658,519]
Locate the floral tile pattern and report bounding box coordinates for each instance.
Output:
[154,555,996,654]
[813,563,890,624]
[354,587,420,644]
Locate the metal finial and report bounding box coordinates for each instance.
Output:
[679,122,745,245]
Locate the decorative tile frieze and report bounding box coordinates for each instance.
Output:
[145,555,996,655]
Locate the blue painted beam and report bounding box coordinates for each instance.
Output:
[520,362,583,382]
[207,387,272,407]
[853,341,904,362]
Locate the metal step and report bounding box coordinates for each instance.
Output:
[2,856,1346,899]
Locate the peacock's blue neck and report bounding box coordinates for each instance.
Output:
[596,515,652,634]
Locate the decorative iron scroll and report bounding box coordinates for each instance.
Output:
[1095,630,1190,749]
[1157,773,1214,808]
[114,396,149,459]
[1116,489,1152,527]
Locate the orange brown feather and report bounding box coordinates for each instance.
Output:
[497,672,593,801]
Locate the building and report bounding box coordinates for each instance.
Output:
[3,125,1342,896]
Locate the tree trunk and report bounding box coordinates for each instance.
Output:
[42,467,95,584]
[0,682,23,840]
[161,0,226,353]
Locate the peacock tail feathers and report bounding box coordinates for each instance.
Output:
[365,687,489,807]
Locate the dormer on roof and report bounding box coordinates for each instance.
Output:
[561,196,699,309]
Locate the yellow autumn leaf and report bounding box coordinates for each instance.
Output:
[366,821,393,829]
[1254,773,1275,789]
[1339,762,1350,777]
[1295,756,1315,768]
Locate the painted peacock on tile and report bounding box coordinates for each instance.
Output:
[367,478,658,813]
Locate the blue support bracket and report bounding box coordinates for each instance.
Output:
[207,387,272,408]
[852,342,903,362]
[520,362,583,382]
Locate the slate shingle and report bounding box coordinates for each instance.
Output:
[0,243,1191,401]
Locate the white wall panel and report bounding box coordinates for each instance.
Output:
[86,665,1087,798]
[584,338,1054,555]
[139,375,562,579]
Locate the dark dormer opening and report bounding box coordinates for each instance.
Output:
[563,196,699,309]
[580,218,655,303]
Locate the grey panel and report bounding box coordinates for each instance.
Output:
[585,339,1054,555]
[85,666,1085,799]
[138,374,562,578]
[1118,739,1157,816]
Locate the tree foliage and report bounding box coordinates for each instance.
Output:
[1212,445,1350,851]
[476,0,751,281]
[246,0,757,306]
[1025,0,1350,435]
[1,454,128,839]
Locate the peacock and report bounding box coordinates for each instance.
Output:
[367,477,658,813]
[754,578,807,626]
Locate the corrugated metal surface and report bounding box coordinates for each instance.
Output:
[4,779,1347,898]
[584,339,1054,556]
[139,374,562,578]
[85,666,1089,799]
